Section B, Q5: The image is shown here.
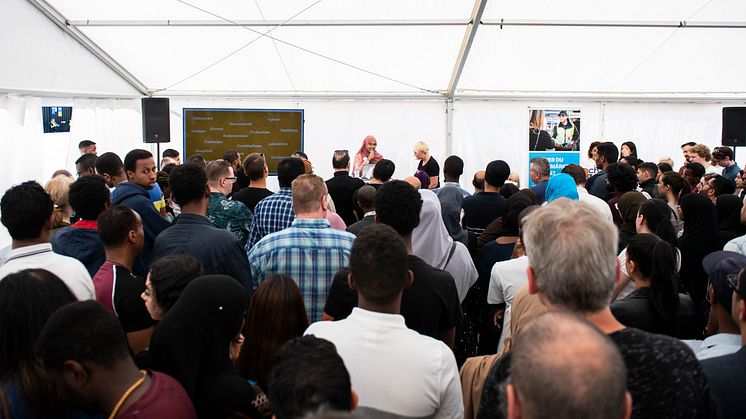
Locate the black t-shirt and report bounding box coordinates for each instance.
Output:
[418,157,441,188]
[462,192,507,232]
[529,129,554,151]
[324,255,463,340]
[326,172,366,226]
[230,187,274,213]
[94,263,155,333]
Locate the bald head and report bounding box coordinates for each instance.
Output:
[356,185,376,212]
[473,170,485,193]
[403,176,421,189]
[508,311,630,419]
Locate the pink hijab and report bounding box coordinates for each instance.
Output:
[357,135,383,162]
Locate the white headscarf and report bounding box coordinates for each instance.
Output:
[413,190,478,301]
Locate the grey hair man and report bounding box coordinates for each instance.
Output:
[522,199,713,418]
[528,157,550,204]
[507,311,631,419]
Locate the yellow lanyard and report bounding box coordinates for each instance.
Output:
[108,370,147,419]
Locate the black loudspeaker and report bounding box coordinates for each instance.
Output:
[142,98,170,143]
[722,107,746,147]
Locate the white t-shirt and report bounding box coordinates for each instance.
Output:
[704,164,722,175]
[577,187,613,221]
[0,243,94,300]
[305,308,463,419]
[487,255,529,353]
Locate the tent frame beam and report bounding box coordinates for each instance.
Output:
[27,0,150,95]
[447,0,489,100]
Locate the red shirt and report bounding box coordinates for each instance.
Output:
[119,371,196,419]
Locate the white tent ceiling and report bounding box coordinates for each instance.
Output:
[28,0,746,99]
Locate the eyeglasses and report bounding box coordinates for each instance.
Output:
[224,176,237,182]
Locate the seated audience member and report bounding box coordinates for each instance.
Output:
[560,163,613,220]
[205,159,253,246]
[153,163,252,293]
[522,199,711,418]
[701,174,736,205]
[37,301,196,419]
[326,150,365,226]
[616,191,647,253]
[701,267,746,419]
[75,153,97,177]
[306,224,463,418]
[586,141,618,200]
[678,193,721,316]
[528,157,550,204]
[683,162,706,191]
[685,252,746,360]
[78,140,97,155]
[637,162,660,198]
[94,205,155,355]
[370,159,395,185]
[403,175,422,189]
[111,149,171,276]
[507,172,521,188]
[437,155,471,198]
[44,174,74,236]
[95,152,127,189]
[162,148,181,165]
[506,312,632,419]
[52,175,109,277]
[324,181,462,347]
[499,183,519,199]
[611,234,697,339]
[247,157,306,249]
[0,269,79,418]
[605,163,639,225]
[472,170,485,194]
[543,173,579,202]
[413,170,430,189]
[0,181,94,300]
[232,153,274,213]
[689,144,721,175]
[269,336,356,419]
[717,194,746,245]
[437,184,469,246]
[413,190,478,302]
[463,160,510,236]
[187,154,206,168]
[249,175,355,322]
[346,185,376,235]
[713,145,740,182]
[148,275,260,418]
[142,255,203,320]
[238,275,309,405]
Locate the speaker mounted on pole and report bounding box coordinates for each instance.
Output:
[722,107,746,147]
[142,98,171,144]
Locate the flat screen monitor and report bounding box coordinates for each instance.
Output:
[42,106,72,133]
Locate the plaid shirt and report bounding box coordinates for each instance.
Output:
[246,187,295,250]
[248,218,355,322]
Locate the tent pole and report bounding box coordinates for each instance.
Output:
[446,0,489,100]
[446,99,454,157]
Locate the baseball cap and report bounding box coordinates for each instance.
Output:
[703,251,746,310]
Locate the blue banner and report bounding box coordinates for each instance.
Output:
[528,152,581,187]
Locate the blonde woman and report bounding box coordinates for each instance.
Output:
[45,175,74,237]
[413,141,440,189]
[529,110,554,151]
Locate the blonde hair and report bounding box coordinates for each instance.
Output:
[690,144,712,161]
[508,172,521,188]
[45,175,74,228]
[413,141,429,154]
[291,174,326,214]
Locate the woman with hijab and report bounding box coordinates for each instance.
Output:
[352,135,383,177]
[617,191,647,253]
[716,194,745,245]
[412,190,477,302]
[148,275,260,419]
[543,173,579,203]
[677,193,721,317]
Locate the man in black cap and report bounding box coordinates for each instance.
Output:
[552,110,579,150]
[461,160,510,236]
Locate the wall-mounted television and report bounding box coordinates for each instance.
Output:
[42,106,72,133]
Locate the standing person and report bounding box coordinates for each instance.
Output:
[75,154,98,178]
[413,141,440,189]
[326,150,365,226]
[636,162,660,198]
[561,163,613,220]
[306,224,463,418]
[111,149,171,277]
[689,144,722,175]
[436,157,470,245]
[582,141,602,177]
[679,142,697,174]
[352,135,384,177]
[713,146,740,182]
[620,141,638,159]
[52,175,109,277]
[551,110,579,151]
[206,160,253,247]
[462,160,510,236]
[78,140,97,155]
[528,110,553,151]
[248,175,355,322]
[95,152,127,189]
[44,175,74,237]
[437,155,471,198]
[141,255,203,321]
[37,301,196,419]
[232,153,274,213]
[658,171,690,235]
[94,205,156,356]
[246,157,306,249]
[148,275,261,418]
[0,181,94,300]
[162,148,181,165]
[528,157,550,204]
[152,164,252,293]
[586,142,619,200]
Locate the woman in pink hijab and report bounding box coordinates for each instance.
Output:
[352,135,384,177]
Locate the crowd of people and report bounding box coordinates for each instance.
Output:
[1,136,746,419]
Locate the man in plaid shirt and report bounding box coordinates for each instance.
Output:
[246,157,306,250]
[248,174,355,322]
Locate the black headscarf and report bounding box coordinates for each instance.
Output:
[148,275,257,418]
[716,194,746,239]
[495,193,533,238]
[677,193,721,315]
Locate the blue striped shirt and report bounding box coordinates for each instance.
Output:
[248,218,355,322]
[246,187,295,250]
